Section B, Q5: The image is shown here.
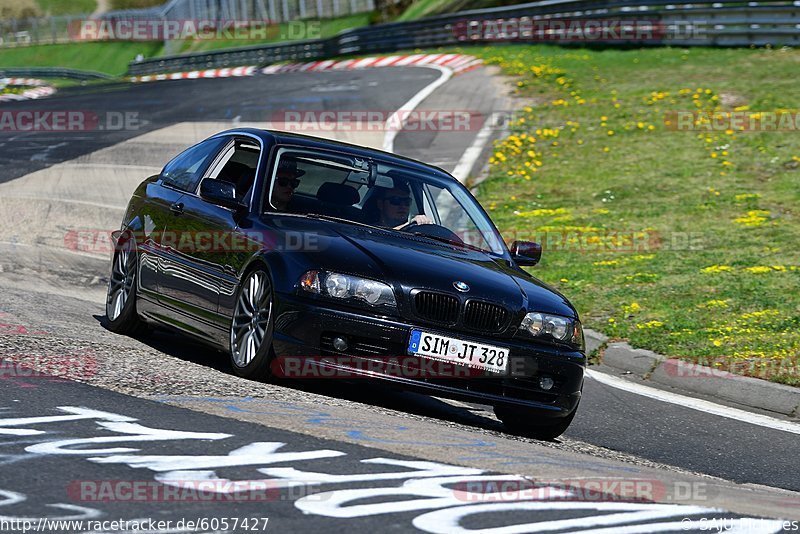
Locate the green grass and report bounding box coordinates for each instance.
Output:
[0,13,368,75]
[109,0,162,9]
[36,0,97,16]
[170,14,372,55]
[456,45,800,386]
[394,0,550,20]
[0,41,163,76]
[395,0,455,21]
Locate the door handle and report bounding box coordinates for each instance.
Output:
[169,202,184,215]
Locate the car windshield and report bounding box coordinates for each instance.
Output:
[264,148,507,256]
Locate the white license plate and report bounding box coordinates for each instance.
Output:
[407,329,509,374]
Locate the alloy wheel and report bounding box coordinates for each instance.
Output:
[231,270,273,368]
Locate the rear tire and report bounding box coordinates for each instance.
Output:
[105,235,147,336]
[494,405,577,440]
[229,267,275,380]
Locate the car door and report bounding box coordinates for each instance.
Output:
[158,135,262,341]
[153,136,229,336]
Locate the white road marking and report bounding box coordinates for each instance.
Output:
[451,115,496,183]
[586,369,800,435]
[383,65,453,153]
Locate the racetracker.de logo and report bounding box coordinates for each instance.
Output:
[452,18,669,43]
[269,110,488,132]
[665,110,800,132]
[451,479,668,503]
[67,480,321,502]
[0,111,141,132]
[69,19,320,41]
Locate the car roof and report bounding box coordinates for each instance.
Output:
[211,128,456,182]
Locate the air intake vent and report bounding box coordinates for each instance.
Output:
[464,300,509,333]
[414,291,460,324]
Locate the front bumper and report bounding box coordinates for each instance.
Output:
[271,294,585,419]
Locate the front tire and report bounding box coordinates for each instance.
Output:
[229,267,275,379]
[105,235,146,336]
[494,405,577,441]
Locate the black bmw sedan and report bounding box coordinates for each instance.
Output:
[106,128,586,439]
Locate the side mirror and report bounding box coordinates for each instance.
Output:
[510,240,542,267]
[200,179,247,212]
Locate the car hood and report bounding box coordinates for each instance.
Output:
[263,216,577,318]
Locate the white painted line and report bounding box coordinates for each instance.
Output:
[383,64,453,153]
[451,114,495,183]
[586,369,800,435]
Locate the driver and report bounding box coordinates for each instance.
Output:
[270,158,305,211]
[374,183,433,229]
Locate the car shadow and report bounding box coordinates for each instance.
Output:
[95,314,536,439]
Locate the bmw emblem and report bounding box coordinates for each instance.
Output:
[453,281,470,292]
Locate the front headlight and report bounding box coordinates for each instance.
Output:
[299,270,397,309]
[520,311,584,351]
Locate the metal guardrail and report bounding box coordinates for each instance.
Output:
[0,67,113,80]
[126,0,800,75]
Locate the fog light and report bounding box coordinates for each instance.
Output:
[332,336,348,352]
[539,376,555,391]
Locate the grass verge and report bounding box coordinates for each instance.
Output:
[0,41,162,76]
[460,45,800,386]
[35,0,97,16]
[170,13,371,55]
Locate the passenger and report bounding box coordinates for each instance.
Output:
[270,158,305,211]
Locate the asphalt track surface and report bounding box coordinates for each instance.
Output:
[0,68,442,184]
[0,67,798,531]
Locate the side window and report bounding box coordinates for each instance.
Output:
[161,138,226,193]
[206,138,261,201]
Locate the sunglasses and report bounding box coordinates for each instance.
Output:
[276,176,301,189]
[385,196,412,207]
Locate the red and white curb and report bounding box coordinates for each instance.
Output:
[262,53,482,75]
[129,54,482,84]
[130,66,256,83]
[0,78,56,103]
